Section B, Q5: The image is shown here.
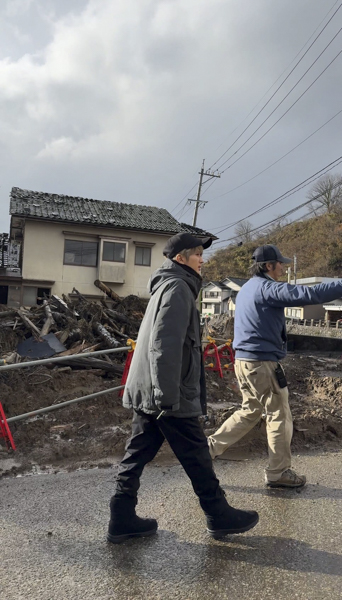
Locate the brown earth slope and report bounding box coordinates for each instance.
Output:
[1,351,342,475]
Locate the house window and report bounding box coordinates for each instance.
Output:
[103,241,126,263]
[64,240,98,266]
[205,291,219,298]
[135,246,151,266]
[23,287,50,307]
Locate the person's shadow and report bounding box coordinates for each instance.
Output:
[105,531,342,580]
[32,527,342,594]
[220,483,342,501]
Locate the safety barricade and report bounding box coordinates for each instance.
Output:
[119,339,136,397]
[203,337,235,379]
[0,402,16,450]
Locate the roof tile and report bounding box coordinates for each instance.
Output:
[10,187,213,237]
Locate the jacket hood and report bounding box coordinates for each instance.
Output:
[148,258,202,298]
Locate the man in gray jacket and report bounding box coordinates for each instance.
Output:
[208,244,342,488]
[107,232,259,543]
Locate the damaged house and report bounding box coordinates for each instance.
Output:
[2,187,212,307]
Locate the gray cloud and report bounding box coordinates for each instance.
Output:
[0,0,341,246]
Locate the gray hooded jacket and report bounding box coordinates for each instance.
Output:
[122,258,205,418]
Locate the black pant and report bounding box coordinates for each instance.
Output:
[114,410,225,513]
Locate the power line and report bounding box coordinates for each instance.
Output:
[169,182,198,216]
[212,169,342,246]
[213,155,342,236]
[205,203,322,257]
[208,107,342,208]
[216,33,342,173]
[170,1,342,225]
[209,2,342,170]
[198,27,342,209]
[217,49,342,176]
[207,0,338,159]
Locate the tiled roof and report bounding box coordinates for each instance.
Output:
[10,187,214,237]
[179,222,218,239]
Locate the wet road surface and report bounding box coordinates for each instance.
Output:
[1,451,341,599]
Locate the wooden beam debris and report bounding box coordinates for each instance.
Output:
[94,280,122,303]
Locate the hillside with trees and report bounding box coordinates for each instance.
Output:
[203,174,342,282]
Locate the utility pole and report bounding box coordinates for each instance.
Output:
[188,159,221,226]
[287,266,291,284]
[293,255,297,284]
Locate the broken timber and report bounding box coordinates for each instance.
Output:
[94,280,122,303]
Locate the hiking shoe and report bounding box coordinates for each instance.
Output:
[266,469,306,488]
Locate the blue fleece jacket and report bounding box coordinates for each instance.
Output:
[233,276,342,361]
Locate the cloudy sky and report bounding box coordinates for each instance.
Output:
[1,0,341,251]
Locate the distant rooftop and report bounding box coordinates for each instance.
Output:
[10,187,215,237]
[225,276,248,287]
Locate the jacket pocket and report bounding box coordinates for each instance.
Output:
[181,333,201,398]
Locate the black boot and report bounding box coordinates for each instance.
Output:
[203,497,259,539]
[107,496,158,544]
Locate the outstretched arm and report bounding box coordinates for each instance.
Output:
[261,279,342,308]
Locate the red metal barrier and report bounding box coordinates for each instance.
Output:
[203,338,223,378]
[203,338,235,378]
[0,403,16,451]
[218,341,235,372]
[119,339,136,397]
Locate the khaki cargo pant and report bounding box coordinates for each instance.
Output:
[208,360,293,482]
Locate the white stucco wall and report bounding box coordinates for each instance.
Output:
[21,220,171,298]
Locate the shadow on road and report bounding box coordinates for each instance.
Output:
[221,483,342,500]
[104,531,342,579]
[36,528,342,585]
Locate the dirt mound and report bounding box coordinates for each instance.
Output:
[1,344,342,475]
[1,366,131,470]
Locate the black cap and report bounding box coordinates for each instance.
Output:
[163,232,212,259]
[252,244,292,264]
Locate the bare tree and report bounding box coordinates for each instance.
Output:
[307,173,342,214]
[234,219,253,243]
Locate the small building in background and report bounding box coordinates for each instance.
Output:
[201,277,247,316]
[285,277,341,321]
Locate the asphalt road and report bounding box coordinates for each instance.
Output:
[1,451,342,600]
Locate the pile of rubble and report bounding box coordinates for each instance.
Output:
[0,280,148,374]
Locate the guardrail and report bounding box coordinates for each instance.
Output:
[0,345,130,424]
[286,317,342,329]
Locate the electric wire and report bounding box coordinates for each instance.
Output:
[217,49,342,177]
[212,172,342,246]
[216,37,342,173]
[208,0,340,153]
[169,182,198,216]
[209,2,342,170]
[208,107,342,207]
[213,155,342,236]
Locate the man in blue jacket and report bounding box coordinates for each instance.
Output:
[208,244,342,488]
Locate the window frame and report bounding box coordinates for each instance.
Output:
[102,241,126,263]
[64,239,98,267]
[135,245,151,267]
